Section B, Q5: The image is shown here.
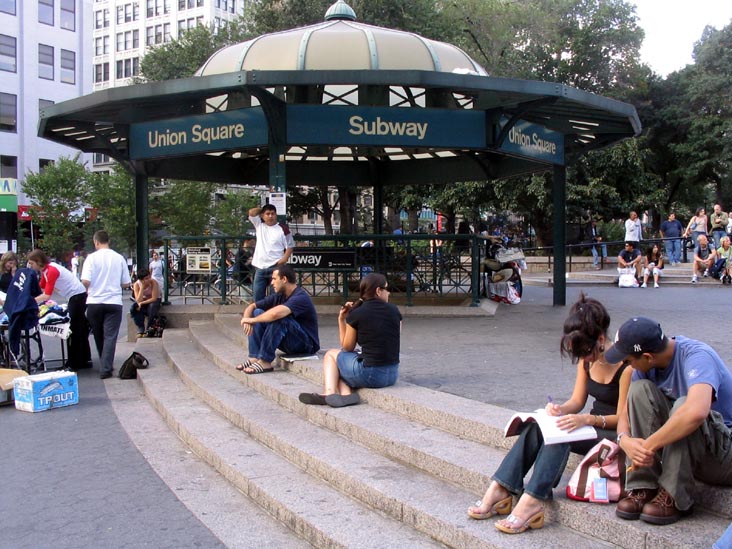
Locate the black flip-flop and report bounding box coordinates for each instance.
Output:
[325,393,360,408]
[244,362,274,375]
[298,393,327,405]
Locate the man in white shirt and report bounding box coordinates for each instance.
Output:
[624,211,642,245]
[248,204,294,301]
[81,231,131,379]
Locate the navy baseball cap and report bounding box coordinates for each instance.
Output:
[604,317,668,363]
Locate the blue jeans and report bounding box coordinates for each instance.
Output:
[252,265,276,302]
[130,299,161,334]
[591,243,607,266]
[336,351,399,389]
[493,422,572,501]
[86,303,123,376]
[247,308,317,363]
[664,238,681,264]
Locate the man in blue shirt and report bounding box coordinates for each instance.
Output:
[659,212,683,266]
[605,317,732,525]
[238,264,319,374]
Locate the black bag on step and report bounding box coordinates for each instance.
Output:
[146,315,167,338]
[119,351,149,379]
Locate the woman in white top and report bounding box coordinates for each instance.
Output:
[27,249,92,370]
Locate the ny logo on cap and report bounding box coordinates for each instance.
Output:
[633,344,642,352]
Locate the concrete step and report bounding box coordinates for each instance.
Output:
[181,321,730,548]
[159,329,610,548]
[140,339,444,549]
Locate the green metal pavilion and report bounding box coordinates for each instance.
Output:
[38,0,640,305]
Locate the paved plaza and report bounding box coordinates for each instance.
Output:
[2,284,730,547]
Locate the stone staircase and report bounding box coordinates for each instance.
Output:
[130,314,731,548]
[522,263,725,288]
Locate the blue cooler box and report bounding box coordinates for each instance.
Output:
[13,371,79,412]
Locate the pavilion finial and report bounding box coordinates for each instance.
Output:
[324,0,356,21]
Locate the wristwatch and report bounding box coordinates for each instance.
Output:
[616,432,629,444]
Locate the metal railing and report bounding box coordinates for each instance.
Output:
[162,234,487,306]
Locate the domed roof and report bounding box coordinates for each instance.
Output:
[196,1,487,76]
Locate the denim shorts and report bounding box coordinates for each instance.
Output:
[336,351,399,389]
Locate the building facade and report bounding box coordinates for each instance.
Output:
[0,0,93,208]
[90,0,245,171]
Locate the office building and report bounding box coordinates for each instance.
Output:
[0,0,93,209]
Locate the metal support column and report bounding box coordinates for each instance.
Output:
[135,170,149,271]
[552,165,566,306]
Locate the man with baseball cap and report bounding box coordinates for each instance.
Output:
[604,317,732,525]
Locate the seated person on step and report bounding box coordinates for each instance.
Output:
[298,273,402,408]
[467,293,631,535]
[617,241,642,280]
[641,244,664,288]
[607,317,732,526]
[131,267,161,337]
[691,234,716,283]
[238,264,319,374]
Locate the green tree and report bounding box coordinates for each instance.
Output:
[22,155,92,258]
[139,21,251,82]
[157,180,216,236]
[211,189,258,235]
[87,166,137,255]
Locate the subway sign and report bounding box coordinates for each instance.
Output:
[129,107,268,159]
[287,105,487,148]
[496,117,564,165]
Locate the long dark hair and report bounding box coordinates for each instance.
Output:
[351,273,387,311]
[559,292,611,363]
[646,245,660,263]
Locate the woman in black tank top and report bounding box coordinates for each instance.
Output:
[468,293,632,535]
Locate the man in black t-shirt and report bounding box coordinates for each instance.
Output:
[238,264,319,374]
[618,241,642,279]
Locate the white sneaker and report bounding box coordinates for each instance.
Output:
[704,269,709,277]
[692,275,698,284]
[641,282,647,288]
[654,282,659,288]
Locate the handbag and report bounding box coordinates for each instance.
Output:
[118,351,149,380]
[617,268,638,288]
[566,438,624,503]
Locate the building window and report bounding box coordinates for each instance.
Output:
[94,62,109,83]
[39,44,54,80]
[163,23,171,42]
[39,99,55,114]
[0,0,16,15]
[60,49,75,84]
[115,57,139,79]
[39,159,54,172]
[95,36,108,55]
[0,35,16,73]
[0,156,17,179]
[0,93,17,133]
[94,8,109,28]
[117,30,139,51]
[39,0,54,25]
[60,0,75,30]
[93,153,110,164]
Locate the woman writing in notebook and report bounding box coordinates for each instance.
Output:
[467,293,632,534]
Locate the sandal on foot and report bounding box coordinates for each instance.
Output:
[467,495,513,520]
[243,362,274,374]
[236,360,252,372]
[495,510,544,534]
[299,393,327,405]
[325,393,360,407]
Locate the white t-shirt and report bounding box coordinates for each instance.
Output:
[149,258,164,288]
[81,248,131,305]
[70,256,79,277]
[624,218,642,242]
[249,215,293,269]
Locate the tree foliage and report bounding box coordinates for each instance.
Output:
[87,166,137,255]
[156,180,217,236]
[22,155,94,258]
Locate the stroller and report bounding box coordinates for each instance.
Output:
[481,241,525,304]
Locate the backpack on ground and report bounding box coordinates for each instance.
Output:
[119,351,149,380]
[146,315,167,338]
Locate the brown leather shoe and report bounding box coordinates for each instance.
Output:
[616,489,658,520]
[640,488,692,525]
